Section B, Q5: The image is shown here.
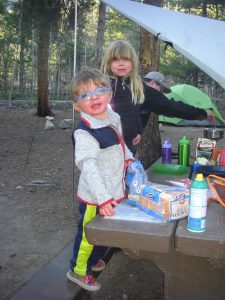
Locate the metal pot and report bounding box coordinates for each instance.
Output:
[203,127,224,140]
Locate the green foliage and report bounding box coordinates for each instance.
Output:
[0,0,224,101]
[164,0,225,19]
[0,0,6,14]
[104,9,140,51]
[160,46,198,79]
[161,0,224,85]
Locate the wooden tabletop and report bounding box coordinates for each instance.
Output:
[86,160,225,259]
[86,160,188,254]
[86,215,176,254]
[176,201,225,258]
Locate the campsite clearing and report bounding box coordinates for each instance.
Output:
[1,107,225,300]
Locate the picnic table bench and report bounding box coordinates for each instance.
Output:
[10,243,115,300]
[86,161,225,300]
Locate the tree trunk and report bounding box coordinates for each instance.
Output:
[191,69,199,87]
[138,0,163,170]
[19,45,25,94]
[139,29,160,77]
[35,0,62,116]
[37,24,52,116]
[95,2,106,68]
[202,0,207,17]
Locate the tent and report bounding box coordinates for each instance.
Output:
[159,84,225,126]
[101,0,225,90]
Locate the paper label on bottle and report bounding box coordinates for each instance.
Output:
[189,188,208,206]
[188,217,206,232]
[189,206,207,218]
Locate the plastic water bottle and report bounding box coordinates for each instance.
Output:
[162,138,172,164]
[178,136,190,166]
[187,173,208,232]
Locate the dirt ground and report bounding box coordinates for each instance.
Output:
[0,107,224,300]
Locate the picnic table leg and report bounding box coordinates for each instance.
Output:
[123,249,225,300]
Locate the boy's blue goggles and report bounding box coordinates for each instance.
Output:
[76,86,111,102]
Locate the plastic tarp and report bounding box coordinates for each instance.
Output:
[159,84,225,126]
[101,0,225,90]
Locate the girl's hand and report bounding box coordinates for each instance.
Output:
[206,110,215,122]
[132,134,141,145]
[99,201,118,216]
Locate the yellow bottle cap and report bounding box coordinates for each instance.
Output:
[196,173,204,181]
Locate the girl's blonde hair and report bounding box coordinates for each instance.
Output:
[101,40,145,104]
[71,67,111,102]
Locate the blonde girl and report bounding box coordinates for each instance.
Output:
[101,40,144,104]
[101,40,144,153]
[101,40,214,154]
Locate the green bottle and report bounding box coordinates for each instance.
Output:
[178,136,190,166]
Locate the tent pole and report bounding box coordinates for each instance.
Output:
[72,0,78,212]
[73,0,77,77]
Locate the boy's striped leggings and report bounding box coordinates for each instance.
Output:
[70,202,107,275]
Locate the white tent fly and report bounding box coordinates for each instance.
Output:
[101,0,225,90]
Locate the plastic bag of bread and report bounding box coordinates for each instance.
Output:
[129,183,190,221]
[125,160,148,195]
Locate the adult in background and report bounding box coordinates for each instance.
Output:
[143,71,171,93]
[141,70,215,129]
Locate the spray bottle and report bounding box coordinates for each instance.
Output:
[187,173,208,232]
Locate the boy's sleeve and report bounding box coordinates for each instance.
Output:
[74,129,114,207]
[125,144,135,163]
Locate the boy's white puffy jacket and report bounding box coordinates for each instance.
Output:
[73,107,134,208]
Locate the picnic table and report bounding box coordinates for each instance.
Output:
[86,160,225,300]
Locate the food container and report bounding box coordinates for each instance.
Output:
[195,165,225,178]
[207,175,225,207]
[214,180,225,202]
[203,127,224,140]
[152,164,189,175]
[219,149,225,166]
[196,138,216,165]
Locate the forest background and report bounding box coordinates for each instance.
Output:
[0,0,225,168]
[0,0,225,107]
[0,2,225,298]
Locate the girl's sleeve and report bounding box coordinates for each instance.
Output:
[74,129,114,207]
[115,111,135,162]
[142,85,207,120]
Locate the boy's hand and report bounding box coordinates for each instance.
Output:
[126,160,134,171]
[99,200,118,216]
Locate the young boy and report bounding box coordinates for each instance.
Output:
[67,68,134,291]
